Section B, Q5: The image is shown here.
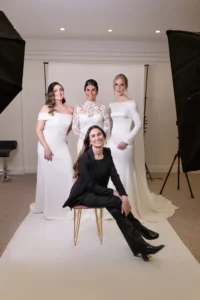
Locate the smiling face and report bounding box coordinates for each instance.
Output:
[85,85,98,102]
[89,128,105,149]
[113,77,127,96]
[53,84,64,101]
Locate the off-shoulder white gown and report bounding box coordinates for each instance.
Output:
[30,112,74,219]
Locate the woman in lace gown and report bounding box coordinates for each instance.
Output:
[30,82,74,219]
[107,74,178,222]
[72,79,110,154]
[72,79,111,219]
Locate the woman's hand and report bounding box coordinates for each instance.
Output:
[113,190,120,197]
[44,146,53,161]
[121,196,131,216]
[117,141,127,150]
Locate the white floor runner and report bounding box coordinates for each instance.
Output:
[1,213,200,300]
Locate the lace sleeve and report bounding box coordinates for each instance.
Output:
[122,101,142,144]
[72,106,85,139]
[101,105,111,136]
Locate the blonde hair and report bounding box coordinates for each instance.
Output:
[113,74,128,90]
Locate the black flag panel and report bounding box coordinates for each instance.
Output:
[167,30,200,172]
[0,11,26,114]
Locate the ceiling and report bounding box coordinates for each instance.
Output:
[1,0,200,41]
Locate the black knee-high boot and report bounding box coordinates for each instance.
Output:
[107,207,147,255]
[127,212,159,240]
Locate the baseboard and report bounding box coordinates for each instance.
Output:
[0,167,25,175]
[0,167,36,175]
[147,165,178,173]
[24,167,37,173]
[1,165,199,176]
[148,165,200,174]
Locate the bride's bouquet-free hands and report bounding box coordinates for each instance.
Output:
[44,145,54,161]
[117,141,127,150]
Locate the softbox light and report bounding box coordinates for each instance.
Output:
[167,30,200,172]
[0,11,26,114]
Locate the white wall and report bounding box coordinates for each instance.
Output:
[0,39,178,174]
[22,61,46,173]
[145,64,178,172]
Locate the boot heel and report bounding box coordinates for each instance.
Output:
[141,244,165,261]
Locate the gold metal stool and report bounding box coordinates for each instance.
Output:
[73,206,103,246]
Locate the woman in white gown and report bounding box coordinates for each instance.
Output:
[108,74,178,222]
[72,79,111,219]
[30,82,74,219]
[72,79,110,154]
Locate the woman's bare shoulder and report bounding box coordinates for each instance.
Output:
[66,105,74,114]
[39,105,49,113]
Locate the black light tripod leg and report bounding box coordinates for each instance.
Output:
[160,153,178,195]
[177,152,181,190]
[184,172,194,199]
[145,162,153,181]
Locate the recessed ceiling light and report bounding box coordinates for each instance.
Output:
[155,30,160,33]
[108,29,113,32]
[60,28,65,31]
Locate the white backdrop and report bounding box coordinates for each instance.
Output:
[48,63,145,169]
[0,62,178,175]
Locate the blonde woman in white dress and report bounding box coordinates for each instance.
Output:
[30,82,74,220]
[107,74,178,222]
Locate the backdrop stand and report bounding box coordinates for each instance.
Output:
[143,65,161,181]
[43,62,49,99]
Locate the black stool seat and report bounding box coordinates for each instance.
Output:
[0,141,17,181]
[0,141,17,155]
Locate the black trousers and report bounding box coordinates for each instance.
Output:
[82,193,147,255]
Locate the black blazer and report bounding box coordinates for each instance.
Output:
[63,147,127,208]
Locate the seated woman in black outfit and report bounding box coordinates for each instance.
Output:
[63,125,164,261]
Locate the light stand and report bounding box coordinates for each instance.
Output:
[144,64,153,181]
[159,135,194,198]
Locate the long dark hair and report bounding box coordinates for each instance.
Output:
[46,82,66,115]
[73,125,106,179]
